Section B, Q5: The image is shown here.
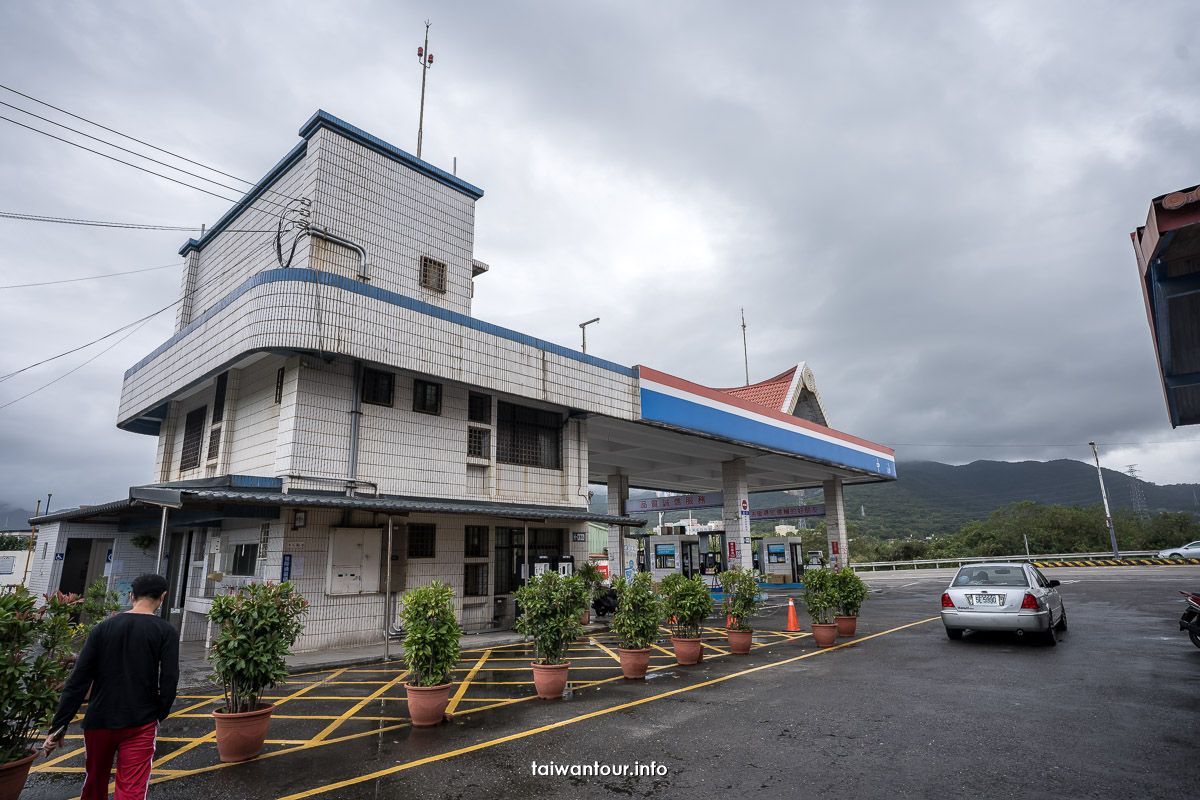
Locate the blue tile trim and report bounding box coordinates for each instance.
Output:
[179,141,309,256]
[124,269,635,381]
[640,388,897,478]
[230,475,283,489]
[298,109,484,200]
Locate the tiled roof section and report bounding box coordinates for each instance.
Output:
[719,367,797,411]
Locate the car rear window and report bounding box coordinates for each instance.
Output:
[951,567,1029,587]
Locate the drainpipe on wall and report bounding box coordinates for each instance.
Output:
[384,515,394,660]
[303,226,370,282]
[347,361,364,497]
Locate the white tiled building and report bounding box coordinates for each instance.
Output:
[30,111,897,652]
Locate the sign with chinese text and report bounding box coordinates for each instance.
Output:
[746,504,826,521]
[625,492,723,514]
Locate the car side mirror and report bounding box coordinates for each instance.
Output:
[1048,579,1061,588]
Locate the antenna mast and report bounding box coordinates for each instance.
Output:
[741,308,749,386]
[416,20,434,158]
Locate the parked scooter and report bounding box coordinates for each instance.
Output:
[1180,590,1200,649]
[592,588,619,618]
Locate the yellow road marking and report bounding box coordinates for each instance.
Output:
[446,651,490,715]
[275,617,938,800]
[309,669,409,743]
[588,636,622,663]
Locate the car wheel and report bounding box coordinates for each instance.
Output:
[946,628,963,640]
[1055,606,1068,632]
[1190,630,1200,649]
[1043,619,1058,647]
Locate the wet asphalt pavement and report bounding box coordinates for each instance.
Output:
[22,565,1200,800]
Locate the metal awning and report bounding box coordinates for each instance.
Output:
[31,487,645,528]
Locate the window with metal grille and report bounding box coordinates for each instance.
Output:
[274,367,285,404]
[413,379,441,415]
[207,427,221,462]
[419,255,447,292]
[211,372,228,424]
[362,368,394,406]
[464,563,488,597]
[496,402,561,469]
[465,526,489,558]
[179,406,208,471]
[468,392,491,423]
[407,524,436,558]
[467,427,490,459]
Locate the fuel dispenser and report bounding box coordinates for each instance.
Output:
[556,554,575,576]
[533,554,553,577]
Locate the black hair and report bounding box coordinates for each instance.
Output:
[130,573,168,600]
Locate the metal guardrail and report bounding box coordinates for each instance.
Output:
[849,551,1162,571]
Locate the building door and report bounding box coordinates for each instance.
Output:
[59,538,93,595]
[163,531,188,629]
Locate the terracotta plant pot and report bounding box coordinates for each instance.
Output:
[671,636,703,665]
[810,623,838,647]
[531,661,571,699]
[212,702,275,763]
[834,615,858,637]
[406,682,453,727]
[618,647,651,679]
[0,751,37,800]
[581,608,591,625]
[726,628,753,655]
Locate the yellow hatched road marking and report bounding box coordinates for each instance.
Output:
[309,669,409,743]
[274,618,939,800]
[446,651,490,715]
[588,636,622,663]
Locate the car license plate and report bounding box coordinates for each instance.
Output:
[973,594,999,605]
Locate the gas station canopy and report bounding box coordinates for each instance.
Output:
[587,366,896,493]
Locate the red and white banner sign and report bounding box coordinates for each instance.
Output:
[625,492,723,514]
[746,504,826,521]
[728,541,737,559]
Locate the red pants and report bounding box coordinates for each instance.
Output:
[81,721,158,800]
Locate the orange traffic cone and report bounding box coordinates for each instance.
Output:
[786,598,800,632]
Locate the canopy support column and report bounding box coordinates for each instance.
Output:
[606,473,630,580]
[722,459,753,571]
[823,477,849,567]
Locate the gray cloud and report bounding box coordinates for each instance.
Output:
[3,0,1199,512]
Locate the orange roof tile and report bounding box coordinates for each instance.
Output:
[718,367,796,411]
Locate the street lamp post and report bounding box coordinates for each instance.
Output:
[1089,441,1120,558]
[579,317,600,354]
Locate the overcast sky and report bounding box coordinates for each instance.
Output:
[2,0,1198,513]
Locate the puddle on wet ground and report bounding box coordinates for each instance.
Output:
[643,670,681,681]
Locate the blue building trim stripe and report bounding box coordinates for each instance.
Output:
[640,388,897,478]
[298,110,484,200]
[179,141,309,256]
[124,268,634,380]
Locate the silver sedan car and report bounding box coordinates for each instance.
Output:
[940,562,1066,645]
[1157,541,1200,559]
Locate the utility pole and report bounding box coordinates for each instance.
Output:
[579,317,599,354]
[21,499,41,586]
[1089,442,1120,558]
[1126,464,1149,522]
[741,308,749,386]
[415,20,434,159]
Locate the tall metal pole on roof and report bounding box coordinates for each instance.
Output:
[416,20,434,159]
[579,318,599,354]
[1089,442,1120,558]
[741,308,749,386]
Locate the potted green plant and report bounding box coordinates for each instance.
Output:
[513,571,589,699]
[575,561,604,625]
[660,573,714,665]
[801,567,838,647]
[207,581,309,762]
[399,581,462,726]
[0,588,77,800]
[609,573,661,678]
[719,566,764,654]
[832,568,869,637]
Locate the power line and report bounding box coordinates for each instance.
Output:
[0,240,273,385]
[0,113,247,206]
[0,100,293,212]
[0,211,274,233]
[886,439,1200,448]
[0,83,303,205]
[0,263,179,289]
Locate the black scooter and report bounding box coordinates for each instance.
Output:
[1179,590,1200,649]
[592,588,619,618]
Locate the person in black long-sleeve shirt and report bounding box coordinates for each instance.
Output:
[43,573,180,800]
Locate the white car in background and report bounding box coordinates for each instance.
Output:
[1157,541,1200,559]
[940,562,1066,646]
